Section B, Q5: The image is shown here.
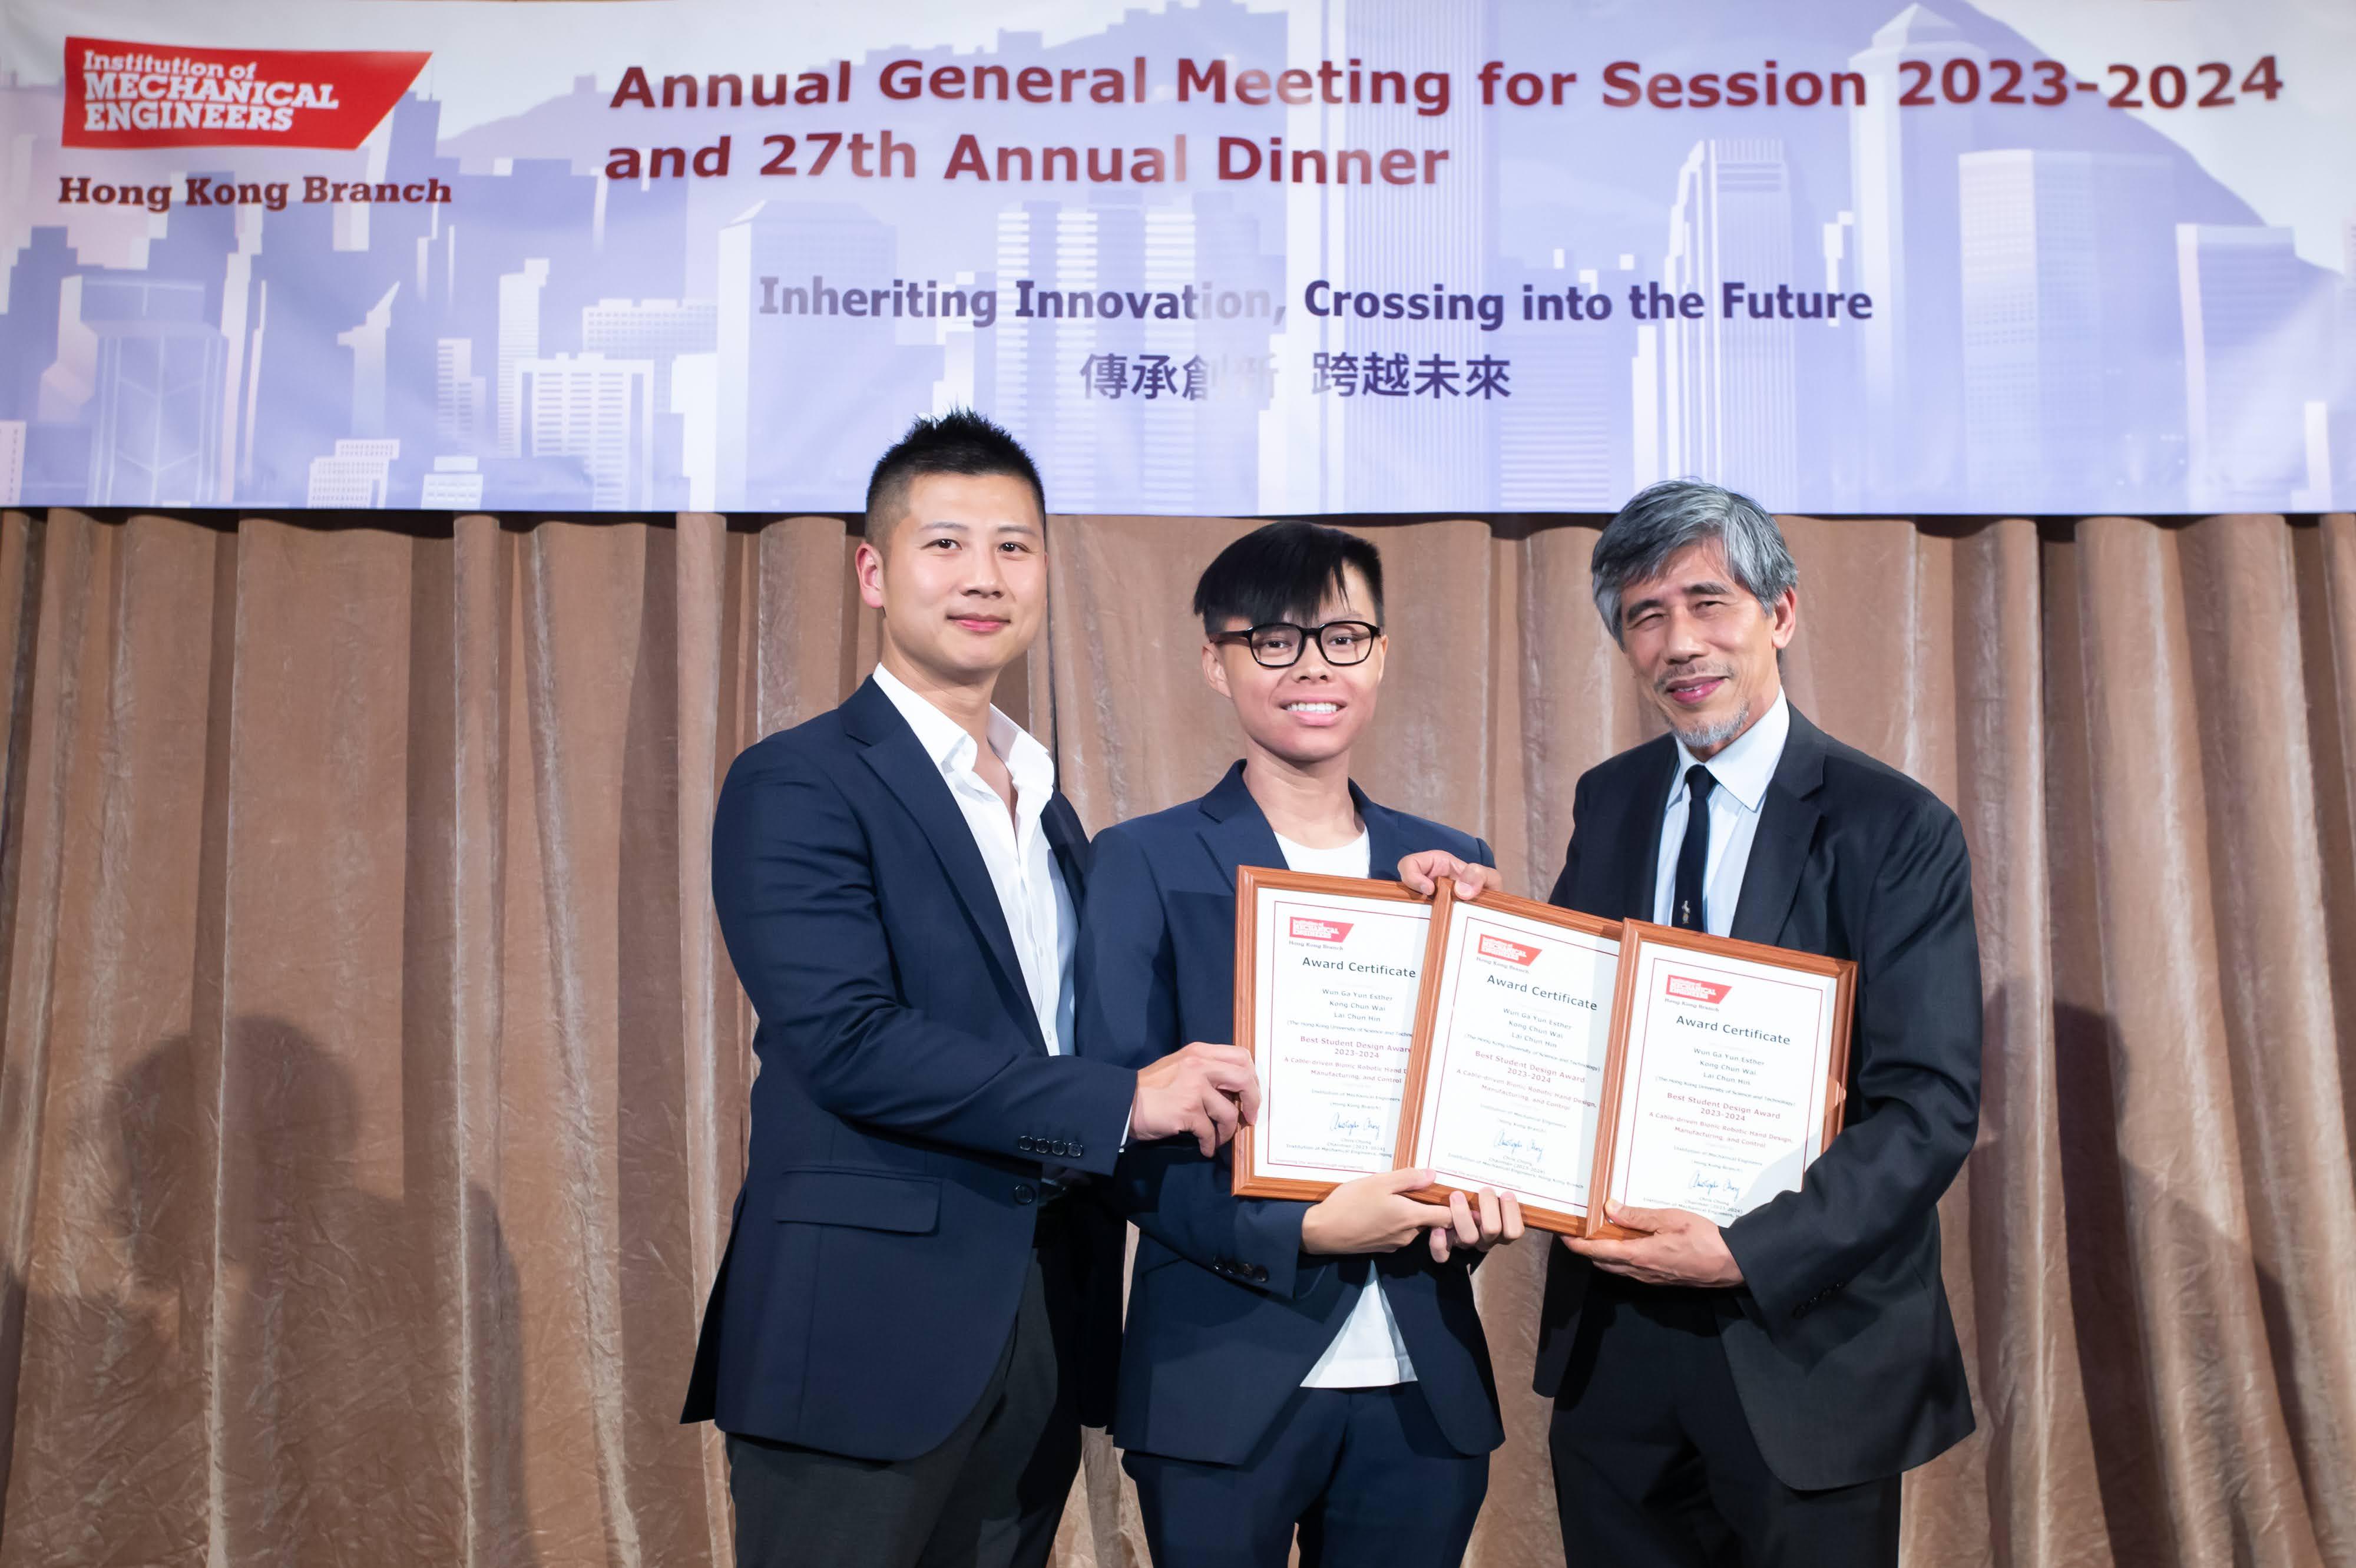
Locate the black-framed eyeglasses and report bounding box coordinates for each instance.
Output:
[1210,620,1382,668]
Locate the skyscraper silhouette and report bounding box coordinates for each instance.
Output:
[0,419,24,505]
[1496,254,1634,509]
[716,201,940,509]
[1959,150,2182,510]
[517,352,654,510]
[583,297,717,507]
[2177,225,2321,508]
[83,276,227,506]
[1333,0,1500,511]
[497,260,551,456]
[306,437,400,508]
[1659,140,1801,508]
[1848,5,1982,502]
[436,339,488,449]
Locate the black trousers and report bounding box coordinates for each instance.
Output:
[1549,1273,1899,1568]
[726,1215,1084,1568]
[1125,1382,1489,1568]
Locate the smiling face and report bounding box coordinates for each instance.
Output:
[1202,564,1387,769]
[856,469,1046,690]
[1616,540,1796,757]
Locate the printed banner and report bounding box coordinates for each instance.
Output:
[1,0,2348,515]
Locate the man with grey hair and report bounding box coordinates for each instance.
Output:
[1404,480,1981,1566]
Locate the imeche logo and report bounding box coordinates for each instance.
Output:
[1665,974,1732,1005]
[64,36,429,150]
[1288,917,1352,943]
[1477,934,1541,967]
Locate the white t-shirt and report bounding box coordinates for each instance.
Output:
[1272,829,1417,1388]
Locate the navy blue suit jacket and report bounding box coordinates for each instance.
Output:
[1536,709,1980,1490]
[1076,763,1506,1466]
[681,677,1137,1460]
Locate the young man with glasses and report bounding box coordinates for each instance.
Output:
[1076,521,1523,1567]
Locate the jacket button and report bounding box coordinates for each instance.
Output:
[1249,1265,1268,1282]
[1013,1183,1037,1205]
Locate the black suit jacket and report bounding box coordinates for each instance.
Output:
[1074,763,1505,1465]
[1536,707,1980,1491]
[681,677,1135,1460]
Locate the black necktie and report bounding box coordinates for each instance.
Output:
[1673,764,1715,932]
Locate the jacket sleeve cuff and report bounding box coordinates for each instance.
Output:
[1232,1196,1311,1297]
[1721,1212,1806,1322]
[1059,1060,1139,1179]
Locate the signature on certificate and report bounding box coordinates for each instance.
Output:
[1685,1170,1743,1208]
[1491,1129,1546,1163]
[1329,1110,1384,1143]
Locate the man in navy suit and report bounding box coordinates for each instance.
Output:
[1078,522,1524,1568]
[683,411,1261,1568]
[1408,482,1980,1567]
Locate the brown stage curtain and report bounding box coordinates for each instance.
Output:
[1,507,2352,1568]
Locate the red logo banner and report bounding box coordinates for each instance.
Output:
[1665,973,1732,1005]
[64,35,429,150]
[1288,917,1352,943]
[1476,933,1541,967]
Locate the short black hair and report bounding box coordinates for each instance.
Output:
[1193,521,1384,638]
[864,408,1045,542]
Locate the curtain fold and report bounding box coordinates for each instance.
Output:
[1,507,2351,1568]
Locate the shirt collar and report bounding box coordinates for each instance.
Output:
[1672,690,1789,816]
[871,663,1054,797]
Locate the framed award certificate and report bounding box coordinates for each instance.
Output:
[1587,921,1854,1238]
[1232,866,1437,1201]
[1392,887,1622,1235]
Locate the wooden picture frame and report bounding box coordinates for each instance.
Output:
[1584,920,1855,1240]
[1230,865,1438,1202]
[1393,885,1623,1237]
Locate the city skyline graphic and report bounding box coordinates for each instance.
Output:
[2,0,2349,515]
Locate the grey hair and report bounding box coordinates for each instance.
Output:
[1590,480,1798,646]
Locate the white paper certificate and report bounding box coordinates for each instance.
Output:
[1404,897,1620,1229]
[1601,927,1849,1226]
[1241,876,1434,1190]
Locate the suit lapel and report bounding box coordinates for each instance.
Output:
[1357,786,1414,885]
[1730,708,1827,947]
[1194,763,1288,886]
[1045,793,1089,915]
[842,678,1038,1046]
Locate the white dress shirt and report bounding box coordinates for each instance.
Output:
[1652,692,1792,938]
[1273,829,1418,1389]
[873,664,1076,1056]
